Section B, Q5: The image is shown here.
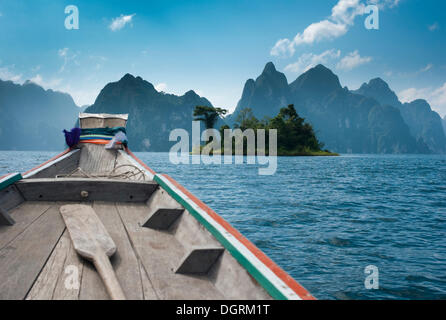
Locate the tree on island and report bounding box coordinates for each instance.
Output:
[224,104,332,156]
[193,106,228,130]
[268,104,323,153]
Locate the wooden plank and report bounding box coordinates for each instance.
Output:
[78,144,117,174]
[0,202,52,250]
[26,230,70,300]
[0,204,66,300]
[84,202,143,300]
[23,149,80,179]
[116,203,225,300]
[139,260,158,300]
[0,185,24,211]
[52,231,85,300]
[16,178,158,203]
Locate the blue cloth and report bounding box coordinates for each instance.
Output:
[63,127,81,147]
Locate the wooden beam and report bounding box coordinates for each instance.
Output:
[16,178,158,203]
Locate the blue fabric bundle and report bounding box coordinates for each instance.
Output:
[63,127,81,147]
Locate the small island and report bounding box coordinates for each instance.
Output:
[193,104,339,157]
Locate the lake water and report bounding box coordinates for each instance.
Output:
[1,151,445,300]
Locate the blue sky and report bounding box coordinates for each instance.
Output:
[0,0,445,115]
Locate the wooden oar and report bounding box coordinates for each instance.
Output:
[60,204,126,300]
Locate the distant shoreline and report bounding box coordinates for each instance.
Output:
[191,147,339,157]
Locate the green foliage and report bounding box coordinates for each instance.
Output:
[268,104,323,152]
[221,104,333,156]
[193,106,228,129]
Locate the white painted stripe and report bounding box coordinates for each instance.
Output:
[157,174,302,300]
[118,150,155,180]
[23,149,80,179]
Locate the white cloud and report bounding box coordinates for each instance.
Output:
[58,48,78,73]
[0,66,22,82]
[398,83,446,117]
[428,22,439,31]
[29,74,62,89]
[336,50,372,71]
[271,0,399,57]
[419,63,433,73]
[292,20,348,47]
[58,48,69,57]
[155,83,167,92]
[285,49,341,73]
[369,0,401,9]
[270,39,294,57]
[109,14,135,32]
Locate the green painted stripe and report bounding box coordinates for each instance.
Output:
[0,173,22,191]
[154,174,289,300]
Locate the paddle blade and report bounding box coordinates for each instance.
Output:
[60,204,116,260]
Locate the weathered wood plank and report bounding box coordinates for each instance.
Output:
[79,260,109,300]
[116,203,225,300]
[88,202,143,300]
[0,202,52,250]
[139,260,159,300]
[23,149,80,179]
[16,178,158,203]
[0,204,66,300]
[52,232,85,300]
[26,230,70,300]
[78,144,117,174]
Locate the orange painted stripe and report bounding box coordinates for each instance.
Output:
[162,173,315,300]
[125,148,157,176]
[79,139,123,145]
[23,148,72,176]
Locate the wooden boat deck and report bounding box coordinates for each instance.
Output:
[0,144,275,300]
[0,201,238,300]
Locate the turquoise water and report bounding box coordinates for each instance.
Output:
[1,151,445,300]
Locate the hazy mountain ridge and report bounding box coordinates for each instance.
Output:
[230,63,444,154]
[354,78,446,153]
[84,74,213,151]
[1,63,444,154]
[0,79,80,150]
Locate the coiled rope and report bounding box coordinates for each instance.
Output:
[56,164,146,181]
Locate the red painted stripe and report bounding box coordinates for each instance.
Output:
[162,173,315,300]
[23,148,72,176]
[125,148,157,176]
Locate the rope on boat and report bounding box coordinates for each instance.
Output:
[56,164,146,181]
